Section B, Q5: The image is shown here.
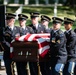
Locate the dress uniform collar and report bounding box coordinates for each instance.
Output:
[6,25,14,30]
[45,26,49,29]
[21,25,26,30]
[53,29,59,33]
[65,28,72,33]
[33,23,39,29]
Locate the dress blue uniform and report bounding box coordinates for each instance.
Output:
[39,15,51,75]
[16,14,34,75]
[29,12,46,75]
[2,13,20,75]
[50,17,67,75]
[40,15,52,33]
[64,17,76,75]
[3,26,20,75]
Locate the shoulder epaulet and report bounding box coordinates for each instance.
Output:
[26,26,32,29]
[58,29,63,34]
[70,30,76,35]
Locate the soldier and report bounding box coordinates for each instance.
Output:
[2,13,20,75]
[39,15,51,75]
[64,17,76,75]
[41,15,52,33]
[50,17,67,75]
[16,14,34,75]
[29,12,46,33]
[29,12,46,75]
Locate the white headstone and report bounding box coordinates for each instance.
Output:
[4,0,8,5]
[24,0,29,5]
[45,0,49,5]
[35,0,39,6]
[15,5,23,20]
[14,0,19,4]
[54,0,59,17]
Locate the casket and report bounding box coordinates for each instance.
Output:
[12,41,38,62]
[12,41,50,62]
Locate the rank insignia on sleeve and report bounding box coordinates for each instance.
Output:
[57,40,60,43]
[52,38,56,43]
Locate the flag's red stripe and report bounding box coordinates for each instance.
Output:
[15,37,20,41]
[38,42,50,49]
[39,49,49,57]
[10,52,13,58]
[24,34,31,41]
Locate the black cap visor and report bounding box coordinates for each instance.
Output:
[64,21,73,24]
[53,21,61,24]
[31,16,39,19]
[6,17,15,20]
[18,18,26,21]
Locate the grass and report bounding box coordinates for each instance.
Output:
[6,5,76,30]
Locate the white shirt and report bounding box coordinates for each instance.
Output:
[53,29,59,33]
[33,23,39,29]
[7,25,14,30]
[21,25,26,30]
[65,28,72,33]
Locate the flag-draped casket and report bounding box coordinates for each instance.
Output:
[11,33,50,62]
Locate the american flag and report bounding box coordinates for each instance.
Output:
[10,33,50,58]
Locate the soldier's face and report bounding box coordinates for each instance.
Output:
[53,23,61,30]
[19,20,26,27]
[6,18,15,26]
[64,24,72,30]
[31,17,39,25]
[41,21,49,27]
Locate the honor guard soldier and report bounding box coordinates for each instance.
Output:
[2,13,20,75]
[64,17,76,75]
[16,14,34,75]
[29,12,46,33]
[41,15,52,33]
[18,14,34,36]
[50,17,67,75]
[29,12,46,75]
[39,15,51,75]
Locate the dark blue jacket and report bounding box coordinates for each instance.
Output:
[2,26,20,60]
[19,26,34,36]
[64,30,76,62]
[50,29,67,64]
[29,24,46,33]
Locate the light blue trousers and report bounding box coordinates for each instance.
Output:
[68,62,76,75]
[54,63,64,75]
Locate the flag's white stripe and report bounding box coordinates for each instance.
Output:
[28,34,37,41]
[10,47,13,53]
[19,35,27,41]
[39,45,50,54]
[35,34,50,36]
